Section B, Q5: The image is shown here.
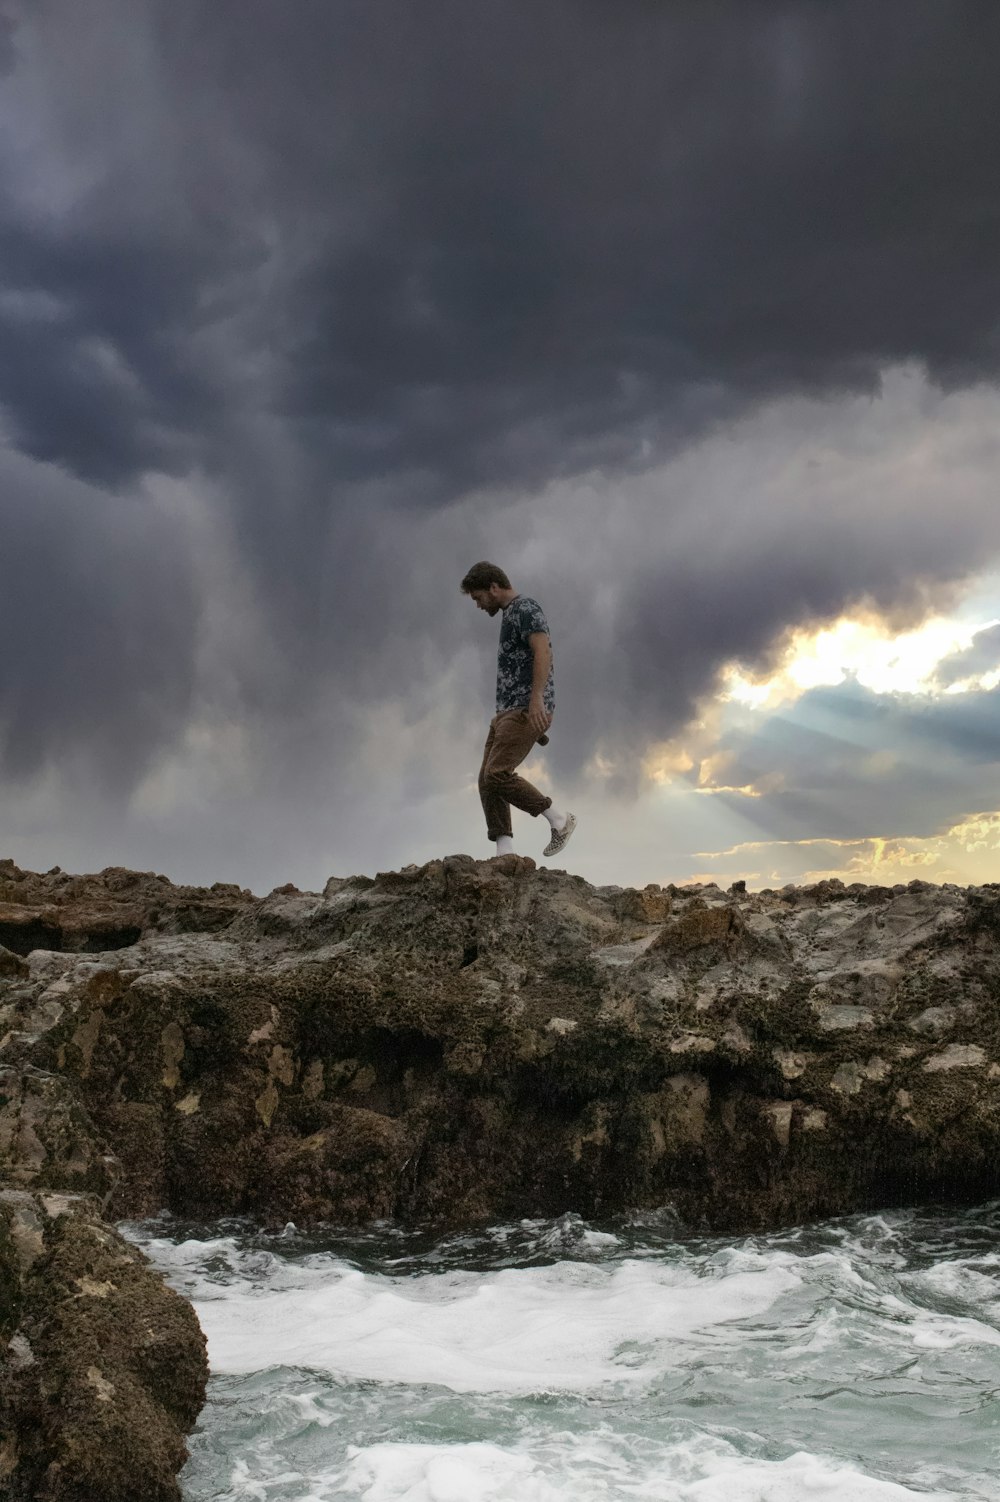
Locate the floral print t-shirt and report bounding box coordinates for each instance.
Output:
[496,595,555,715]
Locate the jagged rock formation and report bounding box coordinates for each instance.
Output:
[0,860,238,1500]
[0,1190,206,1502]
[4,852,1000,1493]
[0,859,249,958]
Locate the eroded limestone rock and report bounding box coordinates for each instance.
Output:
[2,856,1000,1491]
[0,1193,207,1502]
[2,858,1000,1235]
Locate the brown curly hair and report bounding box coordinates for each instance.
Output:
[460,561,512,593]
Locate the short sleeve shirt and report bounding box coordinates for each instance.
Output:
[496,595,555,715]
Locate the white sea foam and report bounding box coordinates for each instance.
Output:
[905,1258,1000,1318]
[876,1283,1000,1349]
[322,1436,958,1502]
[908,1316,1000,1350]
[187,1254,801,1391]
[127,1214,1000,1501]
[332,1442,562,1502]
[133,1228,1000,1390]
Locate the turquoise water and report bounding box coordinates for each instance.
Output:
[126,1203,1000,1501]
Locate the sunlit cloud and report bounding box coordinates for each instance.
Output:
[684,811,1000,890]
[640,595,1000,836]
[643,743,698,785]
[690,784,764,798]
[943,667,1000,696]
[693,835,871,860]
[720,612,1000,711]
[947,811,1000,853]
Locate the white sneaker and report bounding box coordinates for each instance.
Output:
[542,812,577,858]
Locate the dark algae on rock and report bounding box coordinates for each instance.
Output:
[4,853,1000,1493]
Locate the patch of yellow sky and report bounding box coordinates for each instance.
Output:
[643,607,1000,888]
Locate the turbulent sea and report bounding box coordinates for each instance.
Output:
[124,1202,1000,1502]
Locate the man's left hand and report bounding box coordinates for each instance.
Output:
[526,698,552,738]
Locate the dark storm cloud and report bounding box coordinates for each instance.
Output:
[224,0,1000,501]
[5,0,1000,841]
[0,446,199,787]
[6,0,1000,496]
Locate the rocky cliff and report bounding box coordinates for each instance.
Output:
[3,852,1000,1495]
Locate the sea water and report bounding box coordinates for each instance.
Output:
[125,1202,1000,1501]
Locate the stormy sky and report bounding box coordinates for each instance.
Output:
[4,0,1000,893]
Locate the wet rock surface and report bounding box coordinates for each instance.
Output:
[0,1189,207,1502]
[4,855,1000,1492]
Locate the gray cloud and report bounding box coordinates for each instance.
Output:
[934,623,1000,687]
[687,676,1000,849]
[0,447,199,789]
[4,1,1000,885]
[5,0,1000,497]
[542,374,1000,782]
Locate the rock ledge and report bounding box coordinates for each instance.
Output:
[4,855,1000,1493]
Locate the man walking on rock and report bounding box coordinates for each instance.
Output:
[462,561,577,860]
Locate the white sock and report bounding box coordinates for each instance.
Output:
[495,835,515,855]
[542,806,566,831]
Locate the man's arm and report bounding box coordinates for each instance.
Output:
[527,631,552,737]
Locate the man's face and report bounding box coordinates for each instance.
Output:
[469,586,502,616]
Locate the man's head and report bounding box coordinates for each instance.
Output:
[461,561,515,617]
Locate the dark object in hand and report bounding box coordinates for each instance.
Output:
[537,733,549,746]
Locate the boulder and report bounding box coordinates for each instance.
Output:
[0,1193,207,1502]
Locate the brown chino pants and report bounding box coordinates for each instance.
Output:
[478,709,552,842]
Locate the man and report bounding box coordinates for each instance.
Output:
[461,561,577,859]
